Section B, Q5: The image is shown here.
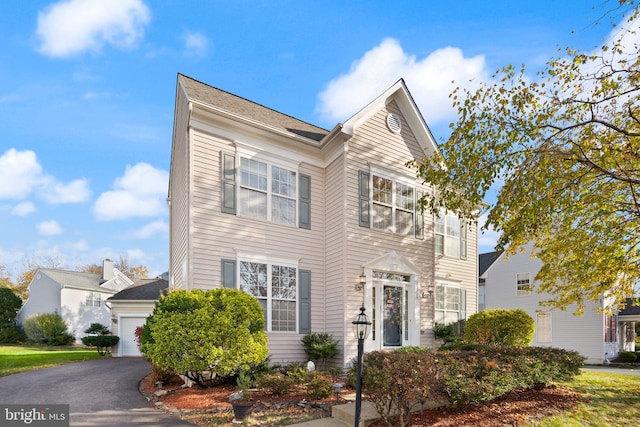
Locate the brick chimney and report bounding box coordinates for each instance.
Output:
[103,259,114,281]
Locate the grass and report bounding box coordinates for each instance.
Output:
[530,370,640,426]
[0,344,102,377]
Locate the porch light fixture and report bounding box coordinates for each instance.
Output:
[356,271,366,291]
[352,306,371,427]
[422,285,434,298]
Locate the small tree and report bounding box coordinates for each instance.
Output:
[301,332,339,369]
[24,312,74,345]
[463,309,534,346]
[141,288,268,387]
[81,323,119,356]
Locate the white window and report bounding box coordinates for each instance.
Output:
[435,211,467,259]
[536,312,552,343]
[239,157,296,225]
[85,291,102,307]
[434,280,467,329]
[239,260,297,332]
[516,272,532,296]
[371,174,414,235]
[478,283,485,306]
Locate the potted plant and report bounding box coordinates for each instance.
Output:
[229,370,254,422]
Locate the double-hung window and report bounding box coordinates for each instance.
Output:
[516,272,532,296]
[239,260,297,332]
[434,280,467,330]
[85,291,101,307]
[435,210,467,259]
[239,157,297,225]
[371,174,414,235]
[536,312,552,343]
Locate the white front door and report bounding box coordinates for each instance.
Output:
[369,272,415,350]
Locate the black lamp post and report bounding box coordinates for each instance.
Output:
[352,306,371,427]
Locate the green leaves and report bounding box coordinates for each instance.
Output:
[415,5,640,311]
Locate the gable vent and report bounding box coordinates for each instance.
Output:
[386,113,402,134]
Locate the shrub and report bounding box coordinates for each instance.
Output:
[0,287,22,325]
[463,309,534,346]
[0,324,26,343]
[80,323,119,356]
[361,350,446,427]
[433,323,461,347]
[24,312,74,345]
[141,288,268,387]
[617,351,638,363]
[256,373,295,396]
[305,371,333,400]
[301,332,339,369]
[275,361,307,381]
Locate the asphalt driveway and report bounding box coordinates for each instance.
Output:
[0,357,192,426]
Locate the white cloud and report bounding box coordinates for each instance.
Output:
[11,202,36,216]
[183,31,209,57]
[133,220,168,239]
[41,178,91,204]
[126,248,145,261]
[477,213,500,253]
[38,220,63,236]
[317,38,487,126]
[0,149,44,200]
[0,149,91,204]
[93,162,168,220]
[35,0,151,58]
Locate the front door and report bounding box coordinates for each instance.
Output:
[369,271,413,349]
[382,284,405,347]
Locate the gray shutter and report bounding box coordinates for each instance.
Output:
[460,223,467,260]
[221,259,236,288]
[415,190,424,240]
[299,269,311,334]
[358,171,370,227]
[221,151,236,214]
[299,174,311,229]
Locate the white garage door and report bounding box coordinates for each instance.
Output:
[120,317,146,357]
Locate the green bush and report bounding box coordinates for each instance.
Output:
[0,287,22,325]
[256,373,295,396]
[301,332,339,369]
[617,351,638,363]
[24,312,74,345]
[463,309,534,346]
[276,361,307,381]
[141,288,268,387]
[80,323,119,356]
[0,324,26,343]
[305,371,333,400]
[433,323,461,346]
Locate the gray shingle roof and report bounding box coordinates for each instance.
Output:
[178,74,329,142]
[40,269,106,292]
[619,298,640,315]
[479,251,503,278]
[107,278,168,301]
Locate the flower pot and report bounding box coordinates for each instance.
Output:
[231,401,254,422]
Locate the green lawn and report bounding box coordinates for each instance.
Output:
[0,344,101,377]
[532,370,640,426]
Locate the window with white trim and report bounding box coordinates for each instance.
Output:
[239,157,297,225]
[371,174,414,235]
[239,260,297,332]
[516,272,532,296]
[604,315,617,343]
[434,280,467,329]
[85,291,102,307]
[536,312,552,343]
[435,211,467,259]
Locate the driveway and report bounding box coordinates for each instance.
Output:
[0,357,192,426]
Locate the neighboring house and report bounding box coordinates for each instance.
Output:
[107,278,168,357]
[481,244,636,364]
[478,251,502,312]
[17,259,133,342]
[167,74,478,367]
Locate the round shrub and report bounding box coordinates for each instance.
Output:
[301,332,339,369]
[24,312,74,345]
[305,372,333,400]
[141,288,268,387]
[81,323,119,356]
[617,351,638,363]
[463,309,534,346]
[256,373,295,396]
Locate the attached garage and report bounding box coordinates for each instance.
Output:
[106,278,168,357]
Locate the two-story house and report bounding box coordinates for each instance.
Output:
[168,74,477,367]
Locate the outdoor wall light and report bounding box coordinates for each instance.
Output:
[355,271,366,291]
[421,285,434,298]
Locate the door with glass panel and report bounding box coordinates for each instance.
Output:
[371,272,411,348]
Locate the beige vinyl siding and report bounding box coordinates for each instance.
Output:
[169,84,190,290]
[186,126,327,363]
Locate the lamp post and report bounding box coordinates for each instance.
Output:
[352,306,371,427]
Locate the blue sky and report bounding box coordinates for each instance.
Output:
[0,0,631,280]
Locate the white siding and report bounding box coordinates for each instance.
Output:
[484,244,608,364]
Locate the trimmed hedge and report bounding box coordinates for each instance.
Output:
[463,308,534,346]
[357,345,585,427]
